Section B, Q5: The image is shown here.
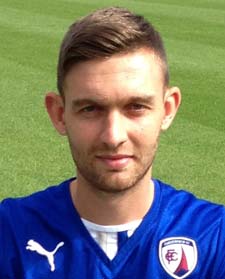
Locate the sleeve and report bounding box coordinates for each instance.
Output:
[212,207,225,279]
[0,201,9,277]
[0,200,19,279]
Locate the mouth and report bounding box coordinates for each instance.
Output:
[95,154,134,169]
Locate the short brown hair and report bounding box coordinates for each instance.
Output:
[57,7,169,96]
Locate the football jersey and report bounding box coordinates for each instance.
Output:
[0,178,225,279]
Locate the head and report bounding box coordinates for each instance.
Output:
[46,7,181,194]
[57,6,169,97]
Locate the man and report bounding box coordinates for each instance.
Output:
[0,7,224,279]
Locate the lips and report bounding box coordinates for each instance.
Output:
[96,154,133,169]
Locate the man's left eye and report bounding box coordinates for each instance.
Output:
[128,103,145,110]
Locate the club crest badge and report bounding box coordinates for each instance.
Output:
[159,237,197,279]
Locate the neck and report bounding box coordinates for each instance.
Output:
[70,173,154,225]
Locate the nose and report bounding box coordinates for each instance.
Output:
[100,110,128,149]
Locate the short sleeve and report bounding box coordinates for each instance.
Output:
[0,200,19,278]
[0,201,8,276]
[212,207,225,278]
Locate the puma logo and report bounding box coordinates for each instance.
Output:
[26,239,64,272]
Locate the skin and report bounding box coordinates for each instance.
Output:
[45,48,181,225]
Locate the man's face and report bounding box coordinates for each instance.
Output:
[63,49,166,193]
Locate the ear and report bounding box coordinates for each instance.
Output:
[45,92,67,135]
[161,86,181,131]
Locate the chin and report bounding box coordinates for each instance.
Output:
[89,172,145,194]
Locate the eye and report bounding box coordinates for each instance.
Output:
[78,105,104,118]
[127,103,147,112]
[129,103,146,110]
[125,103,149,117]
[81,105,97,113]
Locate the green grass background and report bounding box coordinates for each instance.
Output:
[0,0,224,203]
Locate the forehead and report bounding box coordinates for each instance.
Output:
[64,49,164,101]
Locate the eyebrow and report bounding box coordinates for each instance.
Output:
[126,95,156,104]
[72,99,103,109]
[71,94,156,108]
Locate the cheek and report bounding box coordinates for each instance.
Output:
[66,123,99,154]
[133,115,163,138]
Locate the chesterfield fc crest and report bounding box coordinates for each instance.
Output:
[159,237,197,279]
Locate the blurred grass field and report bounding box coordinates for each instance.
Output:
[0,0,224,203]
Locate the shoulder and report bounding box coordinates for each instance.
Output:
[155,179,225,227]
[156,179,225,209]
[0,178,74,221]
